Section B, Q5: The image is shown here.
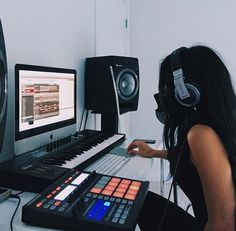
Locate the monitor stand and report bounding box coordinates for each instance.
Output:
[101,112,118,134]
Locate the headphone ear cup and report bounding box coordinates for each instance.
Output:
[174,83,200,107]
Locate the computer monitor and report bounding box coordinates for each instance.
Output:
[15,64,77,155]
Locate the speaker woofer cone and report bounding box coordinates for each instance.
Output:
[116,68,139,101]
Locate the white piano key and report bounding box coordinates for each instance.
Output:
[61,134,124,169]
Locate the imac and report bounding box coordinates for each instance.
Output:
[15,64,77,155]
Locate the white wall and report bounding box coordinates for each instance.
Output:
[0,0,96,158]
[94,0,130,135]
[129,0,236,142]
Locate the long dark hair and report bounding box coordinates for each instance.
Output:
[159,46,236,183]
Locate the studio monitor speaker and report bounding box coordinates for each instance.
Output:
[0,19,8,154]
[85,56,139,115]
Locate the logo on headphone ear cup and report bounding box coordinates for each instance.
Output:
[171,47,201,108]
[174,83,200,107]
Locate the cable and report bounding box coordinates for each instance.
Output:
[83,109,89,130]
[109,65,121,133]
[186,203,192,212]
[9,194,21,231]
[14,191,24,196]
[157,139,186,231]
[78,108,85,132]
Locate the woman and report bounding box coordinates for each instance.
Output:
[127,46,236,231]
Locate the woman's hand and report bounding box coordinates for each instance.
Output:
[127,141,168,159]
[127,141,156,158]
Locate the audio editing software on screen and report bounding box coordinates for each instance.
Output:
[19,70,75,132]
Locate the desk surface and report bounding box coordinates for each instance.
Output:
[0,141,163,231]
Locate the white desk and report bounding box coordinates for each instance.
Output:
[0,141,164,231]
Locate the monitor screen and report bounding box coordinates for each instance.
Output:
[15,64,76,142]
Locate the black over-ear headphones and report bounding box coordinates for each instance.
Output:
[170,47,200,107]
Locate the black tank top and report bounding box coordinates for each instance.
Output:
[168,119,236,229]
[168,140,208,228]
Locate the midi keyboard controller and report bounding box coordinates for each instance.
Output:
[22,170,149,231]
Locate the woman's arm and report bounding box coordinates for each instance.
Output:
[127,141,168,159]
[188,124,235,231]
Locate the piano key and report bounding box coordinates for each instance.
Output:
[61,134,125,169]
[41,133,125,170]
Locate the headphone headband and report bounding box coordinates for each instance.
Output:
[171,47,186,71]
